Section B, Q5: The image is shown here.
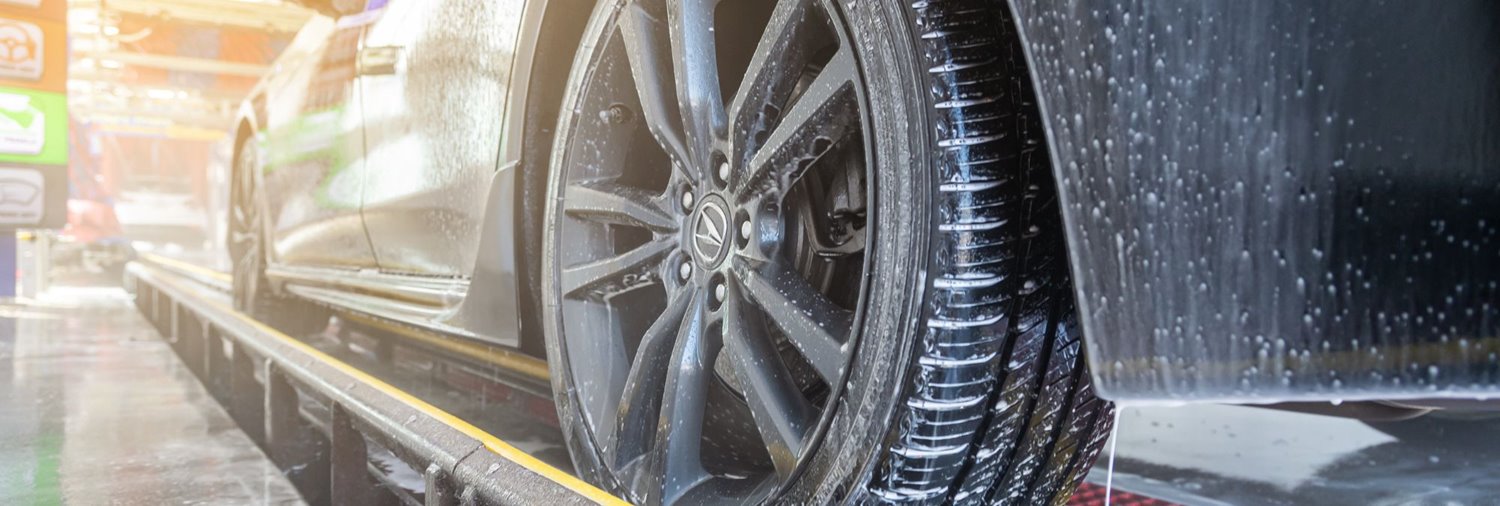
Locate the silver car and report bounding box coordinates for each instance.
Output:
[228,0,1500,504]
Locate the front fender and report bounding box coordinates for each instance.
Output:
[1010,0,1500,402]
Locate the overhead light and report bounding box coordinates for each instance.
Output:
[98,59,123,69]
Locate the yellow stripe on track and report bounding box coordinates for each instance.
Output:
[141,253,551,382]
[141,253,233,284]
[339,311,551,383]
[147,268,627,505]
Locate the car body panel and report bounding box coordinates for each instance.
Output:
[357,0,524,277]
[242,0,1500,394]
[257,14,379,269]
[1010,0,1500,402]
[242,0,537,348]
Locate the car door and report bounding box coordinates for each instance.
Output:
[260,12,378,269]
[356,0,524,276]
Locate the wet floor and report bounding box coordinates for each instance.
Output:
[0,287,302,505]
[1089,404,1500,505]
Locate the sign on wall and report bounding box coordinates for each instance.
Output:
[0,18,43,81]
[0,0,62,229]
[0,166,43,224]
[0,86,64,163]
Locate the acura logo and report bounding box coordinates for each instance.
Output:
[693,199,730,266]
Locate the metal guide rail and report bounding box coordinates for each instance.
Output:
[140,254,554,393]
[124,260,626,506]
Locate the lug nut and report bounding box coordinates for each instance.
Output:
[679,262,692,280]
[739,220,751,241]
[682,190,694,210]
[718,162,730,182]
[714,283,726,302]
[600,104,634,124]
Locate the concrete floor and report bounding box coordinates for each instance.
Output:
[0,287,302,505]
[1088,403,1500,505]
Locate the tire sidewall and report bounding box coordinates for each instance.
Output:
[777,1,934,503]
[540,1,936,503]
[540,0,642,495]
[229,134,265,312]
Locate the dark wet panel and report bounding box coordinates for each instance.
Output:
[1010,0,1500,401]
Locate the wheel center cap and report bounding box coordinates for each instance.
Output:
[691,195,732,268]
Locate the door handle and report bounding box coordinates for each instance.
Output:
[357,46,402,76]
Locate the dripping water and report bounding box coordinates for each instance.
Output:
[1104,408,1123,506]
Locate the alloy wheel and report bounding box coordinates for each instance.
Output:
[229,142,263,311]
[548,0,872,502]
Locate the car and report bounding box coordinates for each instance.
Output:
[227,0,1500,504]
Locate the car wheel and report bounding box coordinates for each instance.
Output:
[228,135,329,337]
[540,0,1113,503]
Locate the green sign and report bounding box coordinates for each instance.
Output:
[0,86,65,165]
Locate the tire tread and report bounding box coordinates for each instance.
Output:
[865,1,1113,503]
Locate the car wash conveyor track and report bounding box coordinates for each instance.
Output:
[124,259,626,506]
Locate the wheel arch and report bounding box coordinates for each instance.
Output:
[508,0,596,358]
[998,0,1102,384]
[448,0,595,358]
[227,109,272,270]
[229,96,263,214]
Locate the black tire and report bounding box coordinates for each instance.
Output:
[228,133,330,338]
[540,0,1113,504]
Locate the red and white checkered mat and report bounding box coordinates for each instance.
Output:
[1068,483,1179,506]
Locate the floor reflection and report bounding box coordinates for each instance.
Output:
[0,288,302,505]
[1093,404,1500,505]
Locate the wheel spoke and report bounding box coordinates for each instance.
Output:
[231,199,249,225]
[230,147,263,311]
[619,3,693,174]
[666,0,727,169]
[723,281,816,479]
[564,182,677,232]
[734,257,851,386]
[728,0,818,167]
[232,244,260,310]
[557,1,873,501]
[229,192,256,243]
[646,288,716,504]
[229,229,258,248]
[562,239,675,298]
[606,287,695,470]
[736,49,860,200]
[230,154,258,250]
